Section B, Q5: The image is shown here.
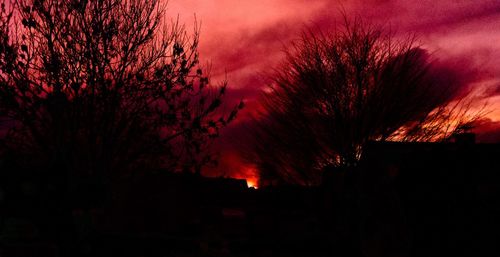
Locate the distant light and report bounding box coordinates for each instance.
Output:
[246,179,258,189]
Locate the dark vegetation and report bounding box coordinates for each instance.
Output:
[247,19,482,186]
[0,0,241,176]
[0,0,241,255]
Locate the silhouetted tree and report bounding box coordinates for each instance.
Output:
[0,0,241,176]
[0,0,241,254]
[249,19,481,185]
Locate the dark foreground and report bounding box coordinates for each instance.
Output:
[1,140,500,257]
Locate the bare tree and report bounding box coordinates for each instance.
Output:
[0,0,241,176]
[248,18,481,185]
[0,1,242,253]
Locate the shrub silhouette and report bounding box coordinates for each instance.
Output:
[248,18,482,185]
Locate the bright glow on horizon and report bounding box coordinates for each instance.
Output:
[246,178,258,189]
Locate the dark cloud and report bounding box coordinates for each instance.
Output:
[483,84,500,97]
[474,118,500,143]
[428,54,486,98]
[339,0,500,31]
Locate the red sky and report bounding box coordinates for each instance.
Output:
[167,0,500,180]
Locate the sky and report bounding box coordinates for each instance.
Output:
[168,0,500,182]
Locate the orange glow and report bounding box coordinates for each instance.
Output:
[202,149,260,188]
[242,165,259,189]
[246,178,258,189]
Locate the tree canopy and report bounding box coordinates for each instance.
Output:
[0,0,242,177]
[248,19,481,185]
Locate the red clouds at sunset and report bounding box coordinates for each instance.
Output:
[166,0,500,178]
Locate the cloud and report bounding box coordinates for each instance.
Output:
[167,0,500,178]
[483,84,500,98]
[474,118,500,143]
